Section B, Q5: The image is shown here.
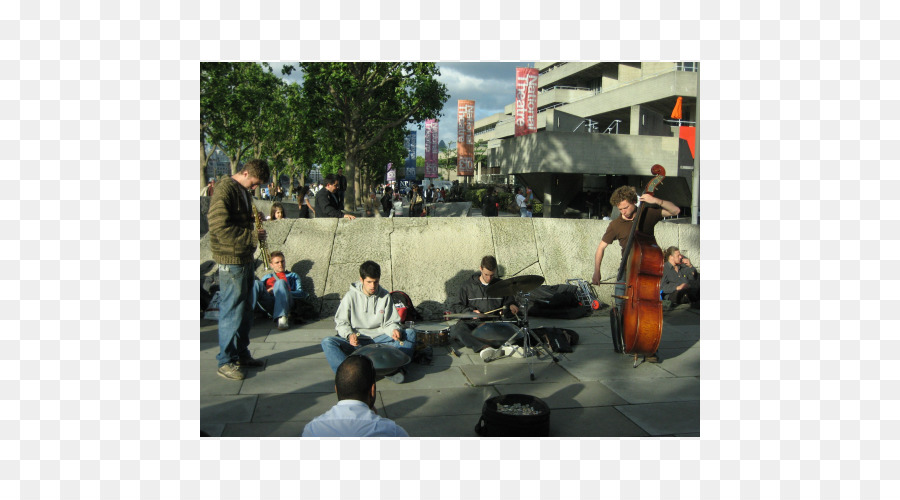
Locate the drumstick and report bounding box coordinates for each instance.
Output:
[483,306,504,315]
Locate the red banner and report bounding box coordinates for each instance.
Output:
[515,67,539,136]
[425,119,439,178]
[457,100,475,176]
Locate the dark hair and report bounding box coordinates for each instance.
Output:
[270,202,285,220]
[323,174,338,186]
[335,355,376,402]
[359,260,381,280]
[480,255,498,272]
[269,250,285,263]
[241,159,271,183]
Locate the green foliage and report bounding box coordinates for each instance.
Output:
[290,62,450,208]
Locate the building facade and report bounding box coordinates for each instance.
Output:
[473,62,699,217]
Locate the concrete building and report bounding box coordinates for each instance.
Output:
[473,62,699,218]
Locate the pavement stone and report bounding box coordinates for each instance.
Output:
[200,305,700,437]
[615,401,701,436]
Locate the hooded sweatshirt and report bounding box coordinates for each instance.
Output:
[334,282,402,339]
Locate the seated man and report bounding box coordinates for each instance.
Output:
[661,246,700,310]
[302,355,408,437]
[252,251,308,331]
[321,261,415,383]
[448,255,520,362]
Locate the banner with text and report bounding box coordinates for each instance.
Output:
[404,130,417,180]
[424,119,439,178]
[457,100,475,176]
[385,162,395,183]
[515,67,539,136]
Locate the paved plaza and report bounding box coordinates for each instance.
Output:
[200,306,700,437]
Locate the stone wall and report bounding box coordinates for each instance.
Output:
[200,217,700,320]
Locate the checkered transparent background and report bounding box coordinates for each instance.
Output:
[2,0,895,498]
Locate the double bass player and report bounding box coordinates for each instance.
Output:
[591,185,680,363]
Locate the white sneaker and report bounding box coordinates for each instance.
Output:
[480,347,498,362]
[501,345,519,358]
[277,316,289,331]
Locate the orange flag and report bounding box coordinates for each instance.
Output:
[671,96,683,120]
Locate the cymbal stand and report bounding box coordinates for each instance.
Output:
[499,291,559,381]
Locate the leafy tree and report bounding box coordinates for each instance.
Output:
[200,62,282,189]
[439,140,457,178]
[287,63,449,209]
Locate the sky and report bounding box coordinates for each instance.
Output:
[265,61,535,159]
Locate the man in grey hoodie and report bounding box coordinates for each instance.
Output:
[321,261,416,383]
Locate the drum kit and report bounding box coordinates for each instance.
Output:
[444,274,560,381]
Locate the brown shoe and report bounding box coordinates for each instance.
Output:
[645,352,660,363]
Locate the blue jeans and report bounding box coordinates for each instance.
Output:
[216,263,256,366]
[252,280,307,319]
[519,207,528,217]
[321,329,417,373]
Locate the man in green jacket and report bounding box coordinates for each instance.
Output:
[208,159,271,380]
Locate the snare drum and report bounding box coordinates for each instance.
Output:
[414,322,451,347]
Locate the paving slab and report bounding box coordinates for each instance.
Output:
[239,359,336,395]
[393,415,482,437]
[559,345,676,381]
[200,394,258,424]
[200,359,244,396]
[221,421,309,437]
[377,365,473,392]
[257,342,327,369]
[600,376,700,405]
[460,361,579,386]
[496,381,629,409]
[264,327,336,344]
[656,346,700,377]
[380,387,500,419]
[549,407,650,437]
[615,401,700,436]
[252,392,340,422]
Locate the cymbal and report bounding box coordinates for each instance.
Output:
[485,275,545,298]
[443,312,496,320]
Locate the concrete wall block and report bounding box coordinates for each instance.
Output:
[281,219,338,298]
[390,219,494,318]
[330,218,393,265]
[490,218,539,277]
[533,219,605,287]
[678,223,700,267]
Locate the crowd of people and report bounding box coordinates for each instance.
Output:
[205,159,698,436]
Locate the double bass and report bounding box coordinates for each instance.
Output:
[610,165,666,367]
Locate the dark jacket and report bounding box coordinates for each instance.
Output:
[482,194,499,217]
[660,261,700,295]
[380,193,392,216]
[207,176,258,265]
[450,273,517,315]
[314,188,343,218]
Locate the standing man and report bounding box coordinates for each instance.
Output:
[302,355,408,437]
[200,178,215,197]
[661,246,700,310]
[336,167,348,208]
[208,159,271,380]
[253,251,308,331]
[515,187,528,217]
[448,256,520,362]
[315,174,357,220]
[591,185,680,362]
[321,261,416,383]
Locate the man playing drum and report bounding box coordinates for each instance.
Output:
[448,256,520,362]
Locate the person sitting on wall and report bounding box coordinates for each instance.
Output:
[315,174,356,220]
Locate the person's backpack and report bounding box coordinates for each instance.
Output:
[390,290,422,323]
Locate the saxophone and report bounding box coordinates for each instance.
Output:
[251,205,271,271]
